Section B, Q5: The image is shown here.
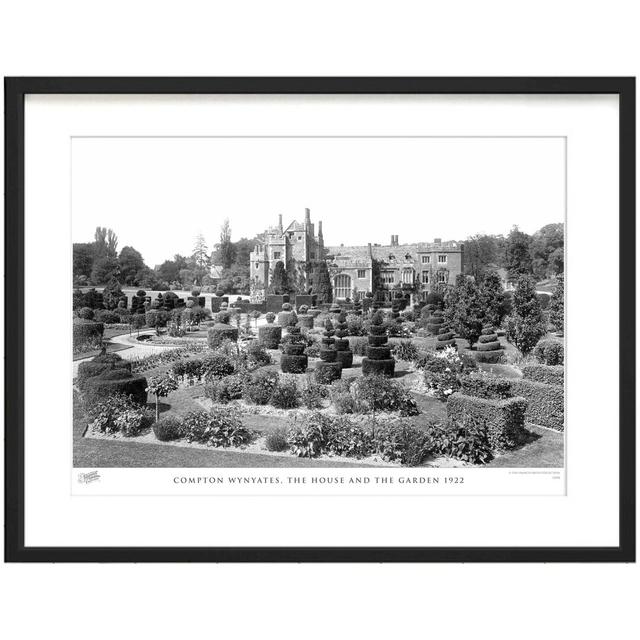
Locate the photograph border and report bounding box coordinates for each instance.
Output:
[4,76,635,563]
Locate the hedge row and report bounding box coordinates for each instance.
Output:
[460,373,513,400]
[447,392,527,451]
[510,378,564,431]
[522,364,564,386]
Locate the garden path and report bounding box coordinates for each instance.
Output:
[72,330,178,377]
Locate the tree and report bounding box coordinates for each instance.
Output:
[102,277,124,310]
[90,255,120,285]
[480,271,507,328]
[214,219,237,270]
[270,260,289,295]
[94,227,118,258]
[311,260,333,303]
[505,275,547,355]
[443,275,485,348]
[548,274,564,335]
[463,234,499,280]
[73,243,95,279]
[145,308,169,336]
[146,373,179,422]
[504,226,532,282]
[530,223,564,278]
[191,233,210,285]
[118,246,146,285]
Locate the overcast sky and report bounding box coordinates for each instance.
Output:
[72,136,565,267]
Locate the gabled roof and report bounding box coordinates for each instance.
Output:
[284,219,305,233]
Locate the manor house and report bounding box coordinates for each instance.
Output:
[249,209,463,300]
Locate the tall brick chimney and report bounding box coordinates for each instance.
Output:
[278,214,283,233]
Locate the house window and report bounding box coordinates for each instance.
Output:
[298,235,302,240]
[438,255,447,264]
[273,251,281,260]
[421,255,430,264]
[405,253,412,261]
[254,262,259,270]
[437,271,447,283]
[402,269,414,284]
[334,274,352,299]
[381,271,395,284]
[421,271,429,284]
[357,269,366,279]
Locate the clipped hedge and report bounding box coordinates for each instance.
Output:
[477,341,502,352]
[82,375,148,405]
[207,324,238,347]
[478,333,498,344]
[447,392,527,451]
[77,359,132,386]
[522,364,564,386]
[73,319,104,349]
[362,359,396,377]
[460,372,513,400]
[510,378,564,431]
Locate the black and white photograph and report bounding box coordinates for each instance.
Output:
[71,135,566,473]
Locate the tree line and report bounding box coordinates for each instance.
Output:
[462,222,563,283]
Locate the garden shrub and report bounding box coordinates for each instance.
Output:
[270,376,300,409]
[182,408,251,447]
[152,416,184,441]
[392,339,420,361]
[304,340,321,358]
[202,352,235,379]
[424,418,493,465]
[205,372,245,404]
[243,369,279,405]
[332,391,357,414]
[86,393,152,437]
[94,309,120,324]
[416,346,476,401]
[447,393,527,451]
[245,340,272,367]
[374,422,431,466]
[264,427,289,452]
[76,307,95,320]
[77,355,132,387]
[287,416,326,458]
[346,314,366,336]
[300,378,328,409]
[350,375,419,416]
[533,339,564,365]
[207,323,239,347]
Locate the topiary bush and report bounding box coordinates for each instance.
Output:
[533,339,564,366]
[246,340,272,367]
[435,327,457,351]
[460,371,513,400]
[152,416,184,441]
[258,313,282,348]
[472,325,505,364]
[314,318,342,384]
[280,321,308,374]
[76,307,95,320]
[362,311,395,377]
[207,323,239,347]
[94,309,120,324]
[426,310,445,336]
[333,311,353,368]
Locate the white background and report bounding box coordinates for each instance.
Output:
[1,2,638,640]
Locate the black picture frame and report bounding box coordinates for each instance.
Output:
[4,77,636,563]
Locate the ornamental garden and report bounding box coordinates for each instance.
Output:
[73,272,565,468]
